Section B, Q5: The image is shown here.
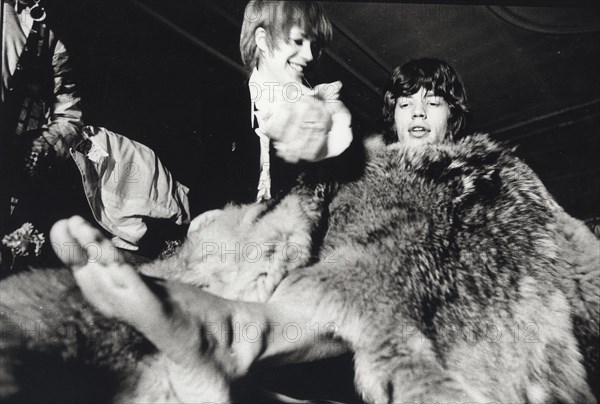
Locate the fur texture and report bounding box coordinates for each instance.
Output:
[0,134,598,403]
[274,134,598,402]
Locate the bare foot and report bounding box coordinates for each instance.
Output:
[50,216,120,269]
[50,217,158,324]
[50,216,231,400]
[50,217,193,351]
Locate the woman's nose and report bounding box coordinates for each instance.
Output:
[300,41,314,62]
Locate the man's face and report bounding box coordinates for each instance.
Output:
[394,87,451,147]
[259,26,315,86]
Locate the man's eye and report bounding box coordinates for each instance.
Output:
[291,38,303,46]
[426,97,445,106]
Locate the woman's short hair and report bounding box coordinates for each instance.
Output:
[382,58,470,143]
[240,1,333,74]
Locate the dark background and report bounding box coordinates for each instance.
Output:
[44,0,599,222]
[3,1,599,401]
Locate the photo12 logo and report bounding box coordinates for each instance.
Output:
[249,81,342,104]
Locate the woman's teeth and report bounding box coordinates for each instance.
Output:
[289,62,303,72]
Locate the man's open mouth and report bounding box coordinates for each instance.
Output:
[409,126,429,137]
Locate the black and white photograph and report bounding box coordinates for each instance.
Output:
[1,0,599,402]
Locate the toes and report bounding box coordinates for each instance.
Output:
[64,216,121,267]
[51,216,122,269]
[50,218,88,268]
[50,218,72,252]
[66,215,105,247]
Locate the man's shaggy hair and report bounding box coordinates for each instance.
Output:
[383,58,470,144]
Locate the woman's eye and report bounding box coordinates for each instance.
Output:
[292,38,303,46]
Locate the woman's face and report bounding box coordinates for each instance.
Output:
[259,26,315,85]
[393,87,451,146]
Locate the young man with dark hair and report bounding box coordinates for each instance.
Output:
[382,58,469,145]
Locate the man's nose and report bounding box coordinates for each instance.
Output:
[412,102,427,119]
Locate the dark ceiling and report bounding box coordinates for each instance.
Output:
[46,1,599,221]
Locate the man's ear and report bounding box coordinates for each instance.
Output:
[254,27,268,53]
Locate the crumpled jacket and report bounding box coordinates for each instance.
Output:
[38,32,83,159]
[2,2,82,158]
[71,127,190,248]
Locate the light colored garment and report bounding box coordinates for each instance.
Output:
[249,68,274,202]
[71,127,190,248]
[2,1,83,158]
[2,2,30,99]
[1,1,82,158]
[255,129,272,202]
[248,68,353,201]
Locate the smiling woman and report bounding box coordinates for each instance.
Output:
[239,0,332,76]
[382,58,469,145]
[254,25,315,84]
[185,0,355,213]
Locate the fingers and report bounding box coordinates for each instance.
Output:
[274,125,328,162]
[300,124,328,161]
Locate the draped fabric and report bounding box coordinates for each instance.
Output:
[71,127,190,249]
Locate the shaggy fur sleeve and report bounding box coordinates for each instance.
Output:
[512,159,599,376]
